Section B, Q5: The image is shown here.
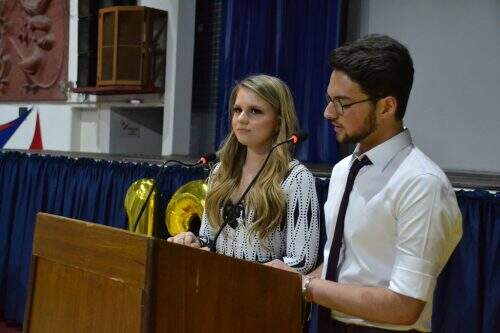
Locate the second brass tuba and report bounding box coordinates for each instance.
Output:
[165,179,208,236]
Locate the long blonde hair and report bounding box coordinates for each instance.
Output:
[205,74,298,241]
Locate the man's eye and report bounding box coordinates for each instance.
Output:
[334,99,345,107]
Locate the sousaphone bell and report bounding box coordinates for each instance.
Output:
[165,179,208,236]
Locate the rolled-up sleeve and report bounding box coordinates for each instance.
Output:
[389,174,462,301]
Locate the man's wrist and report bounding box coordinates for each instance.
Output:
[302,276,316,302]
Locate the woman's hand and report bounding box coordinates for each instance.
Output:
[167,231,201,248]
[264,259,298,273]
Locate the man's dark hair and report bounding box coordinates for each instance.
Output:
[330,34,414,120]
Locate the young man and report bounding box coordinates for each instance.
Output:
[269,35,462,332]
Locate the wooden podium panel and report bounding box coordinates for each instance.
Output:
[151,240,303,332]
[24,213,304,333]
[24,213,153,333]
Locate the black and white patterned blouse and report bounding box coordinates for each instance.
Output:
[199,160,320,274]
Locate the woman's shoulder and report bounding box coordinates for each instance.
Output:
[208,161,223,176]
[212,161,222,172]
[285,159,315,182]
[207,162,222,185]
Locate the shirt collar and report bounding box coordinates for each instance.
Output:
[352,129,413,170]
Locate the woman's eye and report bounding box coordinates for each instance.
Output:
[233,108,242,113]
[250,108,262,114]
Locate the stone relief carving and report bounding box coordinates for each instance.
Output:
[0,0,68,100]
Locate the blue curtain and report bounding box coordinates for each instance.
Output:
[0,152,207,325]
[216,0,347,163]
[1,152,499,331]
[432,190,500,333]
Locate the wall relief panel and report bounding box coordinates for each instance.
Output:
[0,0,68,101]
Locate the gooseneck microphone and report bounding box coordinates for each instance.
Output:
[209,131,308,252]
[130,153,216,233]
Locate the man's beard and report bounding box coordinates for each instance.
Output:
[340,108,377,144]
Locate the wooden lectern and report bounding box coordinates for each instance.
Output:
[23,213,303,332]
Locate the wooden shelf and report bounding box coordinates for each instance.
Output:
[72,86,163,95]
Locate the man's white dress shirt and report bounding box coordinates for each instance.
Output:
[322,129,462,332]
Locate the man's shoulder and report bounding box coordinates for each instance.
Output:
[398,147,452,187]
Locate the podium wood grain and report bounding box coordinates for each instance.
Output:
[151,240,302,332]
[24,213,303,333]
[24,213,153,333]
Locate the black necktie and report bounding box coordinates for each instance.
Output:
[318,155,372,330]
[325,155,372,281]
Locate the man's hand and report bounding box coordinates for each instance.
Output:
[166,231,201,248]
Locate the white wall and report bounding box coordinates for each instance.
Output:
[109,107,163,155]
[349,0,500,172]
[140,0,196,156]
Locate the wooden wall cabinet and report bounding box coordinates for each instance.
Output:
[97,6,167,89]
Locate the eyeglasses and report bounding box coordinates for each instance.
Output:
[325,95,379,116]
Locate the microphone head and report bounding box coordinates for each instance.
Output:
[290,131,308,144]
[198,153,217,165]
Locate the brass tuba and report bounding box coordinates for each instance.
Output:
[124,178,156,236]
[165,179,208,236]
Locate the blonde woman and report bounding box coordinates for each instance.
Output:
[168,74,319,274]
